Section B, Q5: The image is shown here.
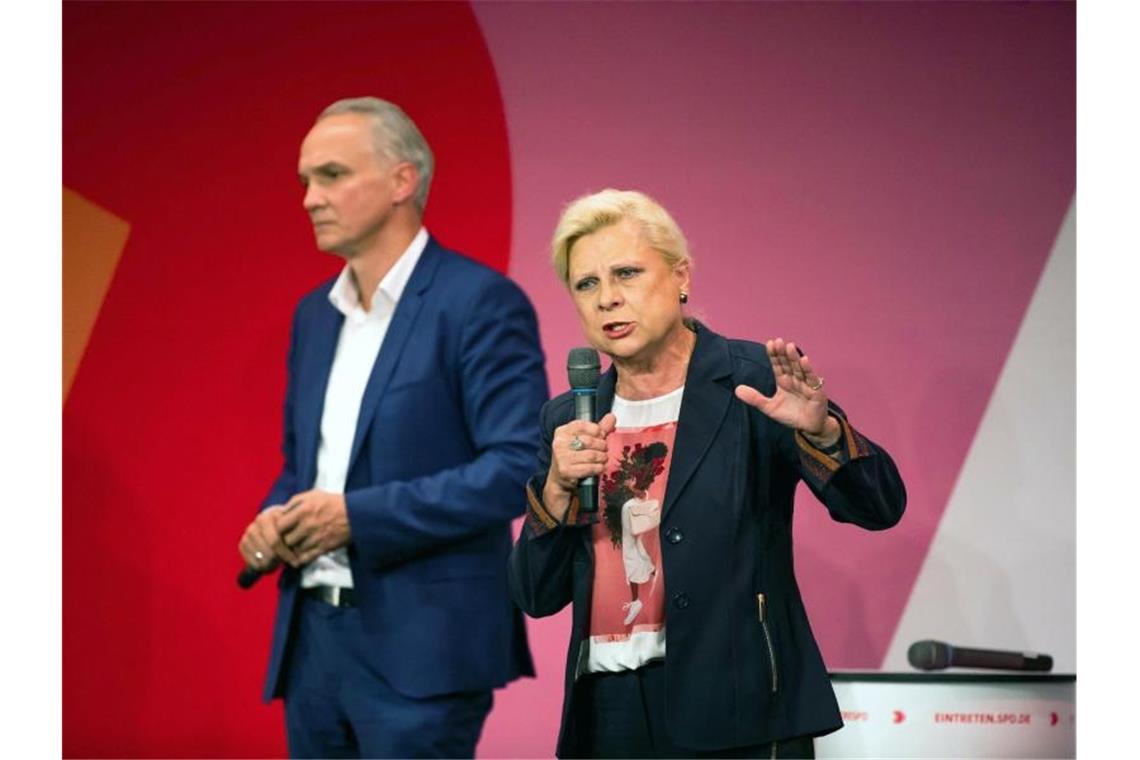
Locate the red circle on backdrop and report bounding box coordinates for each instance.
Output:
[64,3,511,755]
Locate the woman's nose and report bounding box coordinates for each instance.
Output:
[597,280,621,310]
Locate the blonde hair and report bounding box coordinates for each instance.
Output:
[550,189,692,286]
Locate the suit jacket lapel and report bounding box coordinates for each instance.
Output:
[661,325,734,521]
[296,295,344,490]
[345,239,443,475]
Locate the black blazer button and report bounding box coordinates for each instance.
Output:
[673,593,690,610]
[666,527,683,544]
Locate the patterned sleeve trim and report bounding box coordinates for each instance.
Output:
[525,479,559,534]
[525,477,594,534]
[795,413,873,486]
[565,490,581,525]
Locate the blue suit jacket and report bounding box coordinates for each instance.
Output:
[261,237,548,701]
[509,322,906,755]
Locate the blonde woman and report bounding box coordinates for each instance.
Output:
[509,189,906,758]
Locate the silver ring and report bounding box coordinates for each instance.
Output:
[569,436,585,451]
[254,550,265,562]
[807,376,825,391]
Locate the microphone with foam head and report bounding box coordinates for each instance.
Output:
[907,639,1053,672]
[567,347,601,513]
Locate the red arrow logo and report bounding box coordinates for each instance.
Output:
[893,710,906,724]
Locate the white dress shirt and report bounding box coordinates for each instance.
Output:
[300,227,429,589]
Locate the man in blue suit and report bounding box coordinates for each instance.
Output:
[237,97,548,758]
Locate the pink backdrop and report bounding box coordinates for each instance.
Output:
[63,2,1074,756]
[477,3,1074,753]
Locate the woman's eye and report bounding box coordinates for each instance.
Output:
[617,267,640,279]
[574,278,597,292]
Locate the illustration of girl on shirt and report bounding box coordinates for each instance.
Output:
[602,441,668,625]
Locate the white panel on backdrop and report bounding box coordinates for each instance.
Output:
[816,675,1075,758]
[882,200,1076,672]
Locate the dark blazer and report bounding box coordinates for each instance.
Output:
[509,321,905,756]
[261,237,548,702]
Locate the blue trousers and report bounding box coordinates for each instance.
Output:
[283,594,493,759]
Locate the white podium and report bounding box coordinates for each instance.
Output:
[815,672,1075,758]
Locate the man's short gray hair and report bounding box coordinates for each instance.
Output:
[319,97,435,213]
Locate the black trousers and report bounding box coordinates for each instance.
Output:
[574,661,814,759]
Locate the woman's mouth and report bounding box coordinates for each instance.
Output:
[603,321,634,339]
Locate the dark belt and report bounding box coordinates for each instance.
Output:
[303,585,356,608]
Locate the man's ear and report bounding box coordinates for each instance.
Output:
[391,162,419,206]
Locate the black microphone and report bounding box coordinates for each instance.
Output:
[567,347,601,513]
[907,639,1054,672]
[236,500,304,589]
[236,565,264,589]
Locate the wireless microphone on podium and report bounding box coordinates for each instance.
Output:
[908,639,1053,672]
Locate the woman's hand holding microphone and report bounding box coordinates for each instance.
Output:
[544,413,617,521]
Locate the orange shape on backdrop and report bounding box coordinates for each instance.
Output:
[62,187,130,402]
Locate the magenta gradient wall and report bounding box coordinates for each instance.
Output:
[478,3,1074,754]
[64,2,1074,757]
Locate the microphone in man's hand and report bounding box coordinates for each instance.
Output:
[237,564,265,590]
[236,500,302,590]
[907,639,1053,672]
[568,347,601,513]
[238,551,284,589]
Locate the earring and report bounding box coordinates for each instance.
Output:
[680,292,689,304]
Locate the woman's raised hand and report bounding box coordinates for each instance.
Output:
[734,338,839,445]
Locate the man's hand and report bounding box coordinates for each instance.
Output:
[238,505,300,572]
[275,490,352,567]
[734,338,841,447]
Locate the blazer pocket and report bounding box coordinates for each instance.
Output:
[423,571,498,583]
[414,553,503,583]
[756,592,780,694]
[420,575,504,612]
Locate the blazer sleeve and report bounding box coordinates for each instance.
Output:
[780,400,907,530]
[508,398,588,618]
[737,343,905,530]
[343,276,550,569]
[259,304,302,512]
